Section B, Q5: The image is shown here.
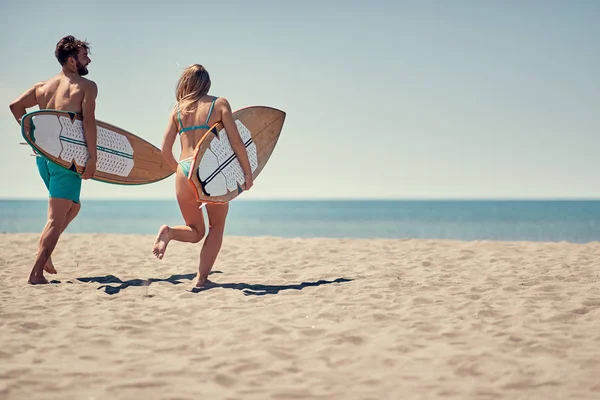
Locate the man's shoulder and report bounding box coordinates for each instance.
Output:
[40,73,67,86]
[78,77,98,97]
[79,77,97,89]
[34,78,55,90]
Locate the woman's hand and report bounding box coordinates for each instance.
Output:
[244,173,253,191]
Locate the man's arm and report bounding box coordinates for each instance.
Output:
[9,83,43,125]
[81,81,98,180]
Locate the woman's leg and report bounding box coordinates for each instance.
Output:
[195,202,229,287]
[152,169,206,259]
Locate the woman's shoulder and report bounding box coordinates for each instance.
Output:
[212,96,233,112]
[212,95,229,105]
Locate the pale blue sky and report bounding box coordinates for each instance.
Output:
[1,1,598,200]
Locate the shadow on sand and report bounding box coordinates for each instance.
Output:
[74,272,352,296]
[75,272,221,295]
[190,278,353,296]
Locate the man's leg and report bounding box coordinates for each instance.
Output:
[30,160,82,283]
[43,201,81,274]
[28,198,74,284]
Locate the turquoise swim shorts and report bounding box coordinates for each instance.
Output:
[36,156,82,203]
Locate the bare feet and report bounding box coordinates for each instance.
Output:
[194,277,215,288]
[152,225,171,260]
[28,272,49,285]
[44,257,57,274]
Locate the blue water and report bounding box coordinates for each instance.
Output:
[1,199,600,243]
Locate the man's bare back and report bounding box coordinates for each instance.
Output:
[36,74,95,113]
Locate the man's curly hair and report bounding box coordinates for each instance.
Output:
[55,35,91,66]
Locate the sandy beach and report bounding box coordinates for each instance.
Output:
[1,233,599,399]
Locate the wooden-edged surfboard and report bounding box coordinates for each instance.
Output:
[21,109,174,185]
[186,106,286,203]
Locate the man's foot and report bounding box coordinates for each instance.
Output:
[152,225,171,260]
[28,274,49,285]
[44,257,57,274]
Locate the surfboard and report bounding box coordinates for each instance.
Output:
[20,109,175,185]
[186,106,286,203]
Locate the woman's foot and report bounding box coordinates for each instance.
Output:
[194,276,215,288]
[152,225,171,260]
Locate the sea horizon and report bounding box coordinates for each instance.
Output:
[4,197,600,201]
[2,198,600,243]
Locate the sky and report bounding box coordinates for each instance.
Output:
[0,0,599,200]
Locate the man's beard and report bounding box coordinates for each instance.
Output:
[76,60,88,76]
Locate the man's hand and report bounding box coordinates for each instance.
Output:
[81,157,97,180]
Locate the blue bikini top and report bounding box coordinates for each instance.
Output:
[177,97,218,135]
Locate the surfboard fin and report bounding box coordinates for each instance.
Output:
[210,126,219,138]
[237,183,244,194]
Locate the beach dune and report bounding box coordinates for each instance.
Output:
[1,233,599,399]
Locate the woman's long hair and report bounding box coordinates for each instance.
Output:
[175,64,211,115]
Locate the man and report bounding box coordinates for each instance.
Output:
[9,35,98,284]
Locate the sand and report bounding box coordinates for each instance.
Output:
[1,233,599,399]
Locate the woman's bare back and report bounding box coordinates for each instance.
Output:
[177,96,221,158]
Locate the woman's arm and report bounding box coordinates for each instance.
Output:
[219,98,253,190]
[161,110,179,172]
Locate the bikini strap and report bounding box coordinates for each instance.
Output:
[177,107,183,131]
[205,97,218,125]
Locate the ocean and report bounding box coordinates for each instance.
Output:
[2,199,600,243]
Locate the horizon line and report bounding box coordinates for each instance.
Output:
[2,197,600,202]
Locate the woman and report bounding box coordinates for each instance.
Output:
[152,64,253,288]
